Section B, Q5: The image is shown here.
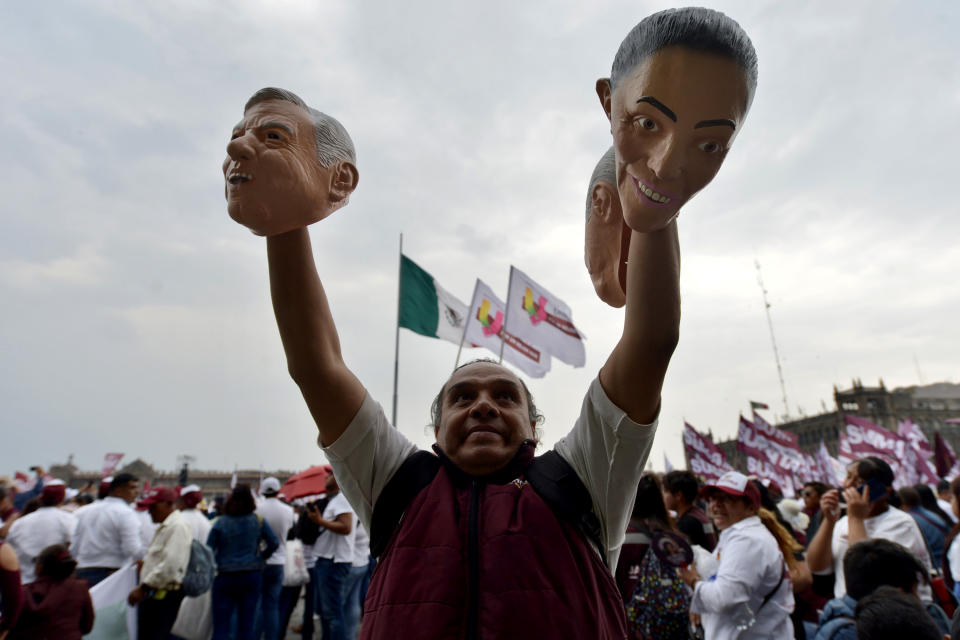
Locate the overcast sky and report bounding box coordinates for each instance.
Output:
[2,0,958,477]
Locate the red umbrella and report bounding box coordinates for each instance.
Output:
[279,465,331,500]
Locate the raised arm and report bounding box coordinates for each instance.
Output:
[267,228,366,446]
[598,221,680,424]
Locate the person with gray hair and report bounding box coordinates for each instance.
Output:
[584,146,628,307]
[224,87,359,237]
[596,7,758,235]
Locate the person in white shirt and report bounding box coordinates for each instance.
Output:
[937,479,957,525]
[127,486,194,640]
[807,456,934,600]
[5,481,76,584]
[72,472,146,587]
[178,485,212,543]
[681,472,795,640]
[344,520,370,639]
[308,472,355,640]
[255,477,295,640]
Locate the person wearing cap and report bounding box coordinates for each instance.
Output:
[255,477,294,640]
[679,471,795,639]
[178,485,212,543]
[806,456,933,600]
[73,472,146,587]
[5,480,76,584]
[128,486,193,640]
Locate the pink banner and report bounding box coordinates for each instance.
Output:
[817,440,844,486]
[684,422,733,482]
[753,411,799,448]
[737,415,804,497]
[898,419,933,458]
[101,453,124,478]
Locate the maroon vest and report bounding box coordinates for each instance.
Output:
[361,443,628,640]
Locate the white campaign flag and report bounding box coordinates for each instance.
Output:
[504,266,585,367]
[463,279,550,378]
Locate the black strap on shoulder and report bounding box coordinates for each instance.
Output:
[369,451,441,558]
[758,561,786,612]
[525,450,606,567]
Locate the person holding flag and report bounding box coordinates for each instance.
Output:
[228,4,759,636]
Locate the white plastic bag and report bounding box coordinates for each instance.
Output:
[170,590,213,640]
[282,539,310,586]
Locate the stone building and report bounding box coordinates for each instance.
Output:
[716,379,960,470]
[49,457,295,499]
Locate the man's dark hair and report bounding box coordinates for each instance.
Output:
[855,457,895,488]
[110,473,138,493]
[223,484,256,517]
[937,478,950,494]
[898,486,921,509]
[610,7,758,107]
[843,539,926,600]
[429,359,544,431]
[663,470,700,503]
[802,481,829,497]
[854,585,941,640]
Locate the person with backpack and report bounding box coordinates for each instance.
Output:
[206,484,279,640]
[127,486,194,640]
[617,473,690,639]
[680,472,796,639]
[229,6,759,637]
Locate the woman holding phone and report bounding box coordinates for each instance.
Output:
[805,456,934,599]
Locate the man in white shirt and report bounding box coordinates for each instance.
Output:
[256,476,295,640]
[73,472,146,586]
[807,456,933,599]
[127,486,193,640]
[937,479,957,524]
[308,472,355,640]
[177,485,212,543]
[6,481,76,584]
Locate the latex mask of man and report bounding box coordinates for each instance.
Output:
[223,87,359,236]
[595,7,758,234]
[584,146,629,307]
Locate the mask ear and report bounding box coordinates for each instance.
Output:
[591,183,615,223]
[596,78,612,122]
[329,161,359,206]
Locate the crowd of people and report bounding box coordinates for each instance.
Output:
[0,468,373,639]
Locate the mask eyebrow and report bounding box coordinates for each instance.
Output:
[258,121,295,136]
[694,119,736,131]
[636,96,676,122]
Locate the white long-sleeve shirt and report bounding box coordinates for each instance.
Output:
[6,507,77,583]
[179,508,212,543]
[141,509,193,590]
[73,496,146,569]
[690,515,794,640]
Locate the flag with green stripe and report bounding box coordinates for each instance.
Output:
[399,254,469,345]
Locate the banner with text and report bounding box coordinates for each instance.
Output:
[684,422,733,483]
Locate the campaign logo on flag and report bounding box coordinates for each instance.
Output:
[505,266,585,367]
[464,279,550,378]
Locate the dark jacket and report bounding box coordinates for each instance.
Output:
[207,513,279,572]
[9,576,94,640]
[361,442,628,640]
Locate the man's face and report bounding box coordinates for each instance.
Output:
[113,481,139,504]
[325,473,338,495]
[600,47,749,232]
[584,180,629,308]
[148,501,174,524]
[707,492,754,531]
[223,100,338,236]
[662,488,677,511]
[843,464,863,491]
[434,362,536,477]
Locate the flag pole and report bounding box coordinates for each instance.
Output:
[498,266,514,363]
[455,279,479,371]
[392,233,403,427]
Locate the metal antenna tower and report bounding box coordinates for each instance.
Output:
[755,259,790,420]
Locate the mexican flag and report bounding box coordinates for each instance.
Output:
[750,400,769,411]
[399,254,469,345]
